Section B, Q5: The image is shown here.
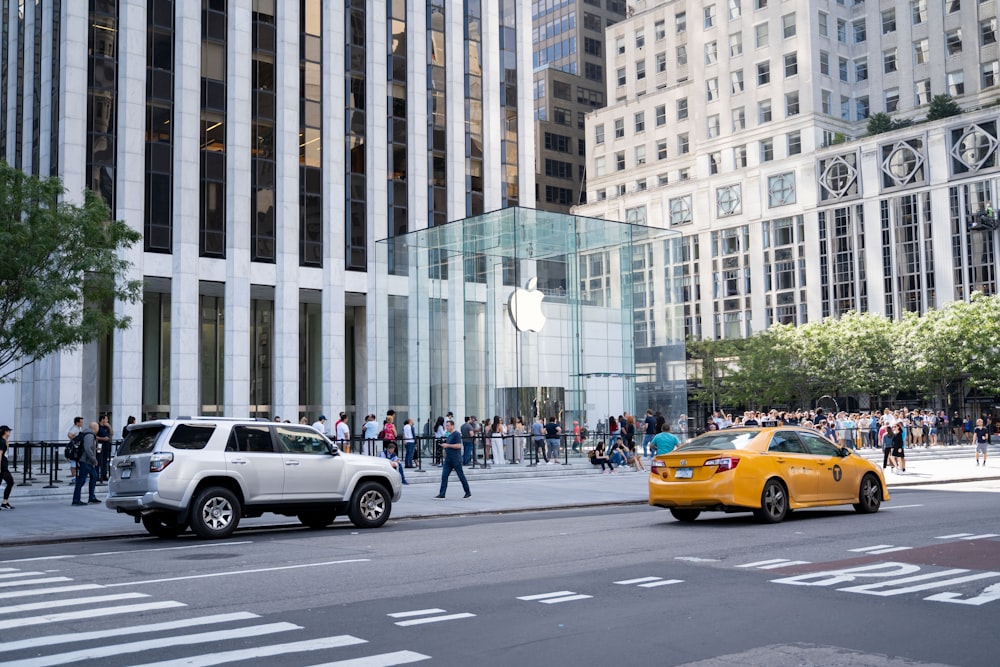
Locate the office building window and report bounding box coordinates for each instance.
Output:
[614,117,624,138]
[785,91,799,116]
[655,105,666,126]
[734,144,747,168]
[760,138,774,162]
[946,29,962,55]
[634,111,645,133]
[755,23,768,48]
[885,88,899,112]
[678,133,690,154]
[787,131,801,155]
[882,9,896,34]
[729,32,742,57]
[677,97,688,119]
[758,99,772,123]
[731,69,744,94]
[884,48,897,73]
[784,53,797,77]
[757,61,770,85]
[595,123,604,143]
[782,13,795,38]
[732,106,746,131]
[948,71,964,96]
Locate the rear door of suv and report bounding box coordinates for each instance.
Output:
[274,425,346,501]
[224,424,286,503]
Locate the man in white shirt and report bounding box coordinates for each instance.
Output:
[335,412,351,452]
[311,415,328,436]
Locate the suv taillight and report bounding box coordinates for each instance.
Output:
[149,452,174,473]
[703,456,739,473]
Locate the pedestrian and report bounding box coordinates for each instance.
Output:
[335,412,351,453]
[66,416,83,482]
[530,416,547,463]
[608,415,619,448]
[880,420,894,470]
[402,417,416,468]
[0,425,15,509]
[460,416,476,466]
[382,414,398,454]
[380,442,407,485]
[435,420,470,498]
[572,420,582,453]
[488,416,506,465]
[512,417,526,463]
[544,416,561,464]
[72,421,101,506]
[312,414,328,436]
[974,418,989,466]
[641,409,657,457]
[362,414,380,455]
[122,415,136,440]
[588,441,615,473]
[890,423,906,473]
[651,423,680,456]
[96,414,113,482]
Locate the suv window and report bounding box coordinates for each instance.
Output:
[276,425,329,455]
[798,432,842,457]
[226,425,276,453]
[168,423,217,450]
[119,426,164,455]
[768,431,806,454]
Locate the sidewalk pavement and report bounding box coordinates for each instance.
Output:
[1,446,996,546]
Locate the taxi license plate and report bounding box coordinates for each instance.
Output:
[675,467,693,479]
[121,468,132,480]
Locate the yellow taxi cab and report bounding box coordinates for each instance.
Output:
[648,426,888,523]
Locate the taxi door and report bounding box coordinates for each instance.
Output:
[797,431,855,502]
[763,431,816,504]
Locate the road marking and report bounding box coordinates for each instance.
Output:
[517,591,592,604]
[849,545,913,555]
[303,650,431,666]
[756,560,811,569]
[0,622,302,667]
[387,609,446,619]
[103,559,370,587]
[637,579,684,588]
[958,534,999,540]
[839,570,1000,597]
[0,571,47,580]
[881,504,922,510]
[926,582,1000,606]
[0,584,104,600]
[0,612,260,652]
[394,613,476,626]
[127,635,369,667]
[0,541,257,564]
[0,592,148,615]
[936,533,974,539]
[0,568,19,573]
[0,577,71,589]
[614,577,661,585]
[674,556,720,563]
[6,600,186,630]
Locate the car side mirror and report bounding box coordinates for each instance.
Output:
[840,447,852,457]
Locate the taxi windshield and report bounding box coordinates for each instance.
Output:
[676,430,761,451]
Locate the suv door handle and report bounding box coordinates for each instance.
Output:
[285,460,301,466]
[231,459,247,465]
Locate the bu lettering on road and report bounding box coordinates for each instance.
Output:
[770,561,1000,606]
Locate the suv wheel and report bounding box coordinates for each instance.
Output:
[348,481,392,529]
[298,510,337,529]
[190,486,241,539]
[141,512,188,538]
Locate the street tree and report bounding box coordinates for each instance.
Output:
[0,163,142,382]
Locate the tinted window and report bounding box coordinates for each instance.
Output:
[676,430,762,451]
[798,432,841,457]
[168,424,216,450]
[119,426,164,455]
[768,431,806,454]
[227,425,275,453]
[276,426,330,455]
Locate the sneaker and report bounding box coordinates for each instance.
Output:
[71,501,87,506]
[433,495,446,499]
[88,498,101,504]
[463,492,471,498]
[0,503,13,510]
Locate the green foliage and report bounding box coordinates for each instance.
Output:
[685,294,1000,409]
[0,163,142,381]
[927,94,962,120]
[867,112,893,136]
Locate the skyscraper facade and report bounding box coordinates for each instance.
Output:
[2,1,535,440]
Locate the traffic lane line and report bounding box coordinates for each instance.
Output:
[757,540,1000,576]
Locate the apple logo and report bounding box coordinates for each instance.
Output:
[508,277,547,332]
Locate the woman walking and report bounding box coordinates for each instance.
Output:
[0,425,15,510]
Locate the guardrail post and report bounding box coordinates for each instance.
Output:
[17,442,33,486]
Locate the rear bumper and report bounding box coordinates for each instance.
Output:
[105,492,180,515]
[648,472,751,510]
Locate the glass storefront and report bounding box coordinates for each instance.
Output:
[374,207,686,431]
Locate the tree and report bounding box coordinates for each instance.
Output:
[867,112,893,136]
[927,94,962,120]
[0,163,142,382]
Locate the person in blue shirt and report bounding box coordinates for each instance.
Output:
[435,420,471,499]
[380,442,407,485]
[650,423,680,456]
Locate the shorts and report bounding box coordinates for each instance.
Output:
[977,441,989,454]
[891,446,905,458]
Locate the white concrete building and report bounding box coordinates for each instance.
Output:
[575,0,1000,341]
[2,0,535,440]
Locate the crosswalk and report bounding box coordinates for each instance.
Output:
[0,567,431,666]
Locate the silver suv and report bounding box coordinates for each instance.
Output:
[106,418,402,539]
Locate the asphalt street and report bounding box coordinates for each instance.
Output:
[0,479,998,666]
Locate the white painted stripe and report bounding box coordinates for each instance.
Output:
[516,591,576,601]
[866,546,913,555]
[936,533,974,539]
[757,561,811,569]
[0,592,148,615]
[304,650,431,667]
[614,577,662,585]
[0,584,104,600]
[958,534,1000,540]
[127,635,368,667]
[0,612,259,652]
[104,559,370,588]
[539,594,592,604]
[394,613,476,626]
[0,577,71,589]
[839,570,1000,597]
[736,559,790,568]
[0,556,73,564]
[5,600,186,630]
[674,556,720,563]
[1,622,301,667]
[881,504,923,510]
[637,579,684,588]
[0,542,258,565]
[0,572,46,580]
[0,568,17,573]
[386,609,446,619]
[849,545,895,553]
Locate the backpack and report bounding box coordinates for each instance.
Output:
[65,432,85,462]
[377,428,386,440]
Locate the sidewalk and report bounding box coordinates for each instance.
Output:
[1,447,996,546]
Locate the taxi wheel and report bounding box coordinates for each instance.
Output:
[853,473,882,514]
[754,479,788,524]
[670,509,701,522]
